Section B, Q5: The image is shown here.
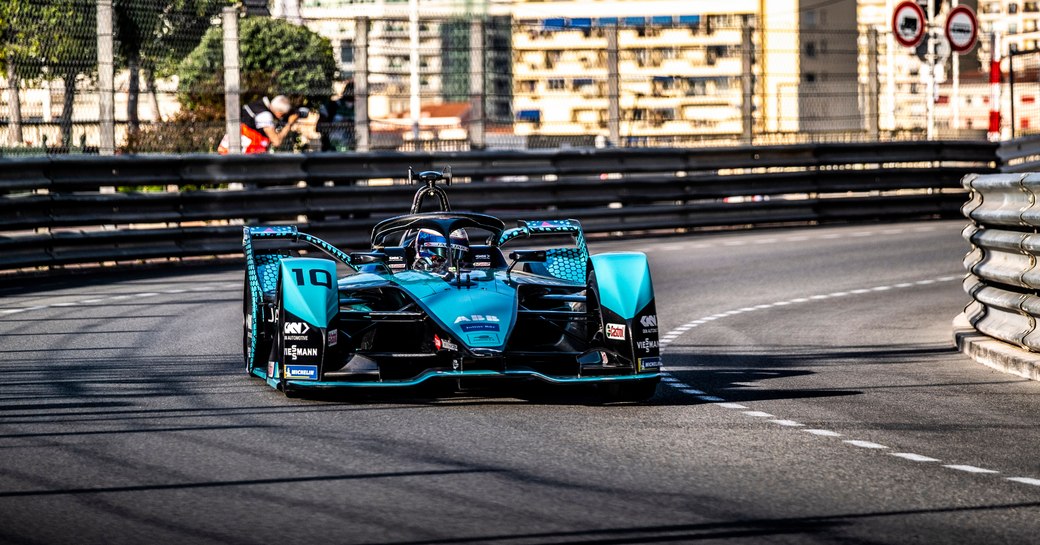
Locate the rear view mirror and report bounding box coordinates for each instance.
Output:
[350,252,389,265]
[509,250,547,263]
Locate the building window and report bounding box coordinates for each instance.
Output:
[547,78,566,91]
[805,41,817,57]
[1010,3,1019,14]
[803,72,817,83]
[340,40,354,63]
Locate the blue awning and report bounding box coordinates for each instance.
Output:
[595,17,618,26]
[571,18,592,28]
[679,15,701,25]
[623,17,645,27]
[543,18,566,30]
[651,15,673,25]
[574,78,595,86]
[517,109,541,122]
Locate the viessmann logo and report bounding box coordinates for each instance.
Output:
[284,345,318,360]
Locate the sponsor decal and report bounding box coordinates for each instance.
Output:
[455,315,500,323]
[473,261,492,268]
[467,333,500,344]
[388,255,404,262]
[636,339,659,351]
[440,337,458,351]
[285,365,318,380]
[284,345,319,360]
[639,315,658,333]
[284,322,310,335]
[328,329,338,347]
[606,323,627,340]
[475,254,491,260]
[267,360,275,377]
[461,323,499,332]
[638,357,662,371]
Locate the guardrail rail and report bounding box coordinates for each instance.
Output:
[961,172,1040,350]
[1,141,998,274]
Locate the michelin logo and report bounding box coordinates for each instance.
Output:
[285,365,318,380]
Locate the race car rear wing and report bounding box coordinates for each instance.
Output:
[243,226,355,269]
[497,219,589,284]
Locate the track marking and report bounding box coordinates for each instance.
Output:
[944,465,999,474]
[805,429,842,437]
[0,283,234,318]
[653,272,1028,486]
[891,453,940,463]
[844,440,888,450]
[1007,477,1040,486]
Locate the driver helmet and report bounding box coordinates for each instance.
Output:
[414,228,469,269]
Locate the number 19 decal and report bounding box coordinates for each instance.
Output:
[291,268,332,289]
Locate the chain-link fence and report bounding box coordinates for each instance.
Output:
[0,4,1001,155]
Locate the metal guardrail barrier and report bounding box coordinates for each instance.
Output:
[1,141,998,274]
[961,172,1040,351]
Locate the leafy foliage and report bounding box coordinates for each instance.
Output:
[0,0,97,81]
[177,16,337,111]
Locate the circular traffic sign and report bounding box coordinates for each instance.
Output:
[945,5,978,53]
[892,1,926,48]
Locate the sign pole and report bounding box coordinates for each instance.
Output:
[926,0,936,140]
[952,0,960,132]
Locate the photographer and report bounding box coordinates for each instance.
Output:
[218,95,305,154]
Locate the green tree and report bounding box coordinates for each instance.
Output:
[114,0,230,137]
[0,0,95,149]
[177,16,337,111]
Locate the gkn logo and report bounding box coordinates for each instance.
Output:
[284,322,310,335]
[284,345,318,360]
[640,315,658,328]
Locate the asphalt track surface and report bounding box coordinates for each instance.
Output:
[3,219,1040,545]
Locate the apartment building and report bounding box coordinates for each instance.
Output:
[510,0,859,143]
[297,0,512,124]
[290,0,862,145]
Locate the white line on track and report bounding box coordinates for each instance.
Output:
[844,440,889,450]
[943,465,999,474]
[804,429,842,437]
[891,453,940,462]
[0,283,233,319]
[655,272,1032,487]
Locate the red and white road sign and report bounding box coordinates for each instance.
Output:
[945,5,978,54]
[892,1,926,48]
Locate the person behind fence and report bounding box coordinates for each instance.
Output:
[218,95,299,154]
[317,79,356,152]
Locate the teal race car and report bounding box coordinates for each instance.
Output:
[242,169,660,400]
